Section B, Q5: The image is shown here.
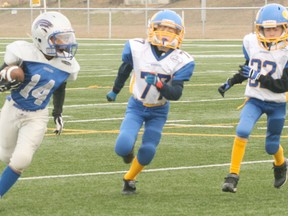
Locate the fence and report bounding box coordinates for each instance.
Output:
[0,6,265,39]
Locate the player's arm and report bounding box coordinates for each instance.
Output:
[106,62,133,101]
[106,40,133,102]
[52,82,66,135]
[218,60,248,97]
[111,62,133,94]
[159,80,184,100]
[145,61,194,101]
[257,68,288,93]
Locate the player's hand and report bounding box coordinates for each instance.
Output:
[10,80,22,90]
[239,65,261,80]
[54,114,64,135]
[0,81,10,92]
[0,79,21,92]
[218,79,231,97]
[145,73,163,89]
[106,91,117,102]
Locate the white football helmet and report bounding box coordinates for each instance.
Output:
[31,11,78,59]
[147,10,185,49]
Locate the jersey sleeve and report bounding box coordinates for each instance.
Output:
[173,61,195,81]
[122,40,133,66]
[4,42,23,65]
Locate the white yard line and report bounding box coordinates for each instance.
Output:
[19,160,272,181]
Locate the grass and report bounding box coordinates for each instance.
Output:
[0,38,286,215]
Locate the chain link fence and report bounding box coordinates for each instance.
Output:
[0,0,287,39]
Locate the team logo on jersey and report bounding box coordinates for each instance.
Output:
[43,66,54,73]
[61,60,71,66]
[170,54,183,63]
[33,19,53,30]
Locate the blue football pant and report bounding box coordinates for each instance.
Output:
[236,98,286,154]
[115,97,169,165]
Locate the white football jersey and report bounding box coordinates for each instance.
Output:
[243,33,288,103]
[4,40,80,111]
[124,39,194,105]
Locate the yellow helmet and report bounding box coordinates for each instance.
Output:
[255,3,288,50]
[147,10,185,49]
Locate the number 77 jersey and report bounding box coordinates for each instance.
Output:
[124,38,195,105]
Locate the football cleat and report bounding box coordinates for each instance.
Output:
[122,179,136,195]
[222,173,239,193]
[273,159,287,188]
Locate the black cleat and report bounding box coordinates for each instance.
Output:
[222,173,239,193]
[273,159,287,189]
[123,148,134,164]
[122,179,136,195]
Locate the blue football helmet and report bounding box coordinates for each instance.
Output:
[147,10,185,49]
[255,3,288,50]
[32,11,78,59]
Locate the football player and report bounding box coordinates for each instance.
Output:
[0,11,80,198]
[218,3,288,193]
[106,9,195,194]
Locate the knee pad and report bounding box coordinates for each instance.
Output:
[266,144,279,155]
[9,153,32,172]
[236,124,250,139]
[137,144,156,166]
[0,148,12,164]
[115,132,136,157]
[265,135,280,155]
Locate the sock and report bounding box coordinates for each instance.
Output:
[273,145,285,166]
[124,157,144,180]
[0,166,21,197]
[229,136,248,175]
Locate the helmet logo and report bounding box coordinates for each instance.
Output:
[33,19,53,30]
[282,10,288,20]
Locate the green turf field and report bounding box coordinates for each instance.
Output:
[0,39,287,216]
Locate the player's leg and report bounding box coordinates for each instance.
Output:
[0,108,48,198]
[0,99,20,164]
[123,103,169,194]
[115,97,145,164]
[114,113,143,163]
[222,99,262,193]
[265,102,287,188]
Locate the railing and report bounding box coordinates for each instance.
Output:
[0,7,263,39]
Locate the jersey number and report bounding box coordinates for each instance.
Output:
[20,74,55,105]
[140,72,171,99]
[249,59,276,87]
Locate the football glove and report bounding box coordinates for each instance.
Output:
[218,79,232,97]
[106,91,117,102]
[54,114,64,135]
[0,79,22,92]
[239,65,261,80]
[145,73,163,89]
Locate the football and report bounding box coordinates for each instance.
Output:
[2,65,25,82]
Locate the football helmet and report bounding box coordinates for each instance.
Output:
[148,10,185,49]
[31,11,78,59]
[255,3,288,50]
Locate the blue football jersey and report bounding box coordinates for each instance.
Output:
[4,41,80,111]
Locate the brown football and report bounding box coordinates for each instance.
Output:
[4,65,25,82]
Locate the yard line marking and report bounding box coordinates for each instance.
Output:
[65,119,193,123]
[165,124,233,128]
[66,118,124,123]
[19,160,273,181]
[47,97,244,110]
